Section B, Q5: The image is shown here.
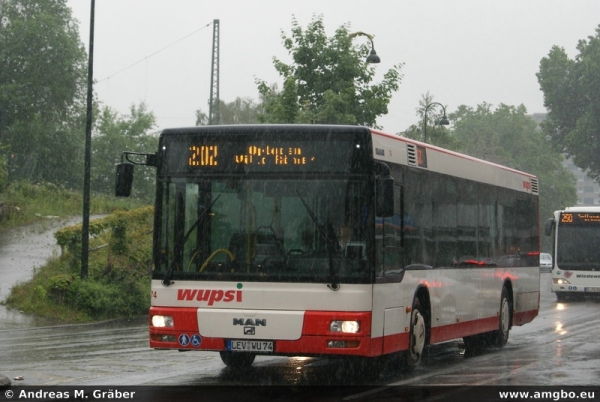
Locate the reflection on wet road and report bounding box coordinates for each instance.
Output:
[1,274,600,394]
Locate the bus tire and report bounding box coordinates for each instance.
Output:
[492,286,511,347]
[555,292,567,302]
[402,298,426,371]
[219,351,255,368]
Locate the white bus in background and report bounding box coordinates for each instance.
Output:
[545,206,600,301]
[116,124,540,373]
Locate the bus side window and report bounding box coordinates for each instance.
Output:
[376,183,403,276]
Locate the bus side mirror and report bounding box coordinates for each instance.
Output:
[544,218,555,236]
[376,176,394,217]
[115,163,134,197]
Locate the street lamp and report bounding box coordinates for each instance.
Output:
[348,31,381,63]
[423,102,449,144]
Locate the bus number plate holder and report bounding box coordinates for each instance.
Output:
[226,340,274,352]
[584,287,600,293]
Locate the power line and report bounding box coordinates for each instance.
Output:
[97,21,213,83]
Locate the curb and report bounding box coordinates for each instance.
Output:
[0,315,148,333]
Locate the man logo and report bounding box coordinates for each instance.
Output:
[244,327,255,335]
[233,318,266,326]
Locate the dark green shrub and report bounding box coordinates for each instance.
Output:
[66,278,149,319]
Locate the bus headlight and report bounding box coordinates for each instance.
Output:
[152,315,174,327]
[553,278,570,285]
[330,320,360,333]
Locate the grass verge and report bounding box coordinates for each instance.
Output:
[0,181,148,231]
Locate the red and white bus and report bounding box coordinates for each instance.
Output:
[545,206,600,301]
[116,124,540,371]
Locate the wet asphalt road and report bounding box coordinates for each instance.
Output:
[0,220,599,399]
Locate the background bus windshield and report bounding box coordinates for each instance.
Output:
[158,178,371,283]
[557,216,600,271]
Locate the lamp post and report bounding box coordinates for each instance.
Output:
[423,102,449,144]
[348,31,381,63]
[81,0,95,279]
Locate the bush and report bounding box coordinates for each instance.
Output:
[66,278,149,319]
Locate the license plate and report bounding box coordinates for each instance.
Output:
[226,340,274,352]
[584,287,600,293]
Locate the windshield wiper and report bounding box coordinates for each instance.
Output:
[297,192,340,290]
[162,195,221,286]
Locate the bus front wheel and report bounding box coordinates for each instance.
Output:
[555,292,567,302]
[219,351,255,368]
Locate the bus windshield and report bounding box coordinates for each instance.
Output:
[556,225,600,271]
[157,177,371,283]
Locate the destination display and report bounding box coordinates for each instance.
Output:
[162,134,367,174]
[188,144,316,168]
[560,212,600,225]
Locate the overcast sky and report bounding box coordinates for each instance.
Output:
[67,0,600,134]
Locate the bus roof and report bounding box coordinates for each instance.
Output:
[563,206,600,212]
[370,128,538,195]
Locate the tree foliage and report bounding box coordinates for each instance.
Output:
[256,15,403,127]
[196,97,260,126]
[92,103,157,201]
[537,25,600,181]
[0,0,88,188]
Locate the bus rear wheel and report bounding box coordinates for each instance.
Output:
[491,286,511,347]
[219,351,256,368]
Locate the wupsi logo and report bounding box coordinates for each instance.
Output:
[564,271,573,278]
[177,288,242,306]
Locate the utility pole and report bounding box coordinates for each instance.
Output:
[81,0,95,279]
[208,19,220,125]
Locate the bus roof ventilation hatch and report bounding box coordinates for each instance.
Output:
[530,178,539,195]
[407,143,417,166]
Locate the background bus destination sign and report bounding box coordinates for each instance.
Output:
[560,212,600,224]
[188,144,316,167]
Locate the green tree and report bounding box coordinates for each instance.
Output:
[0,0,88,187]
[537,25,600,181]
[195,97,260,126]
[256,15,403,127]
[449,103,576,248]
[92,103,157,201]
